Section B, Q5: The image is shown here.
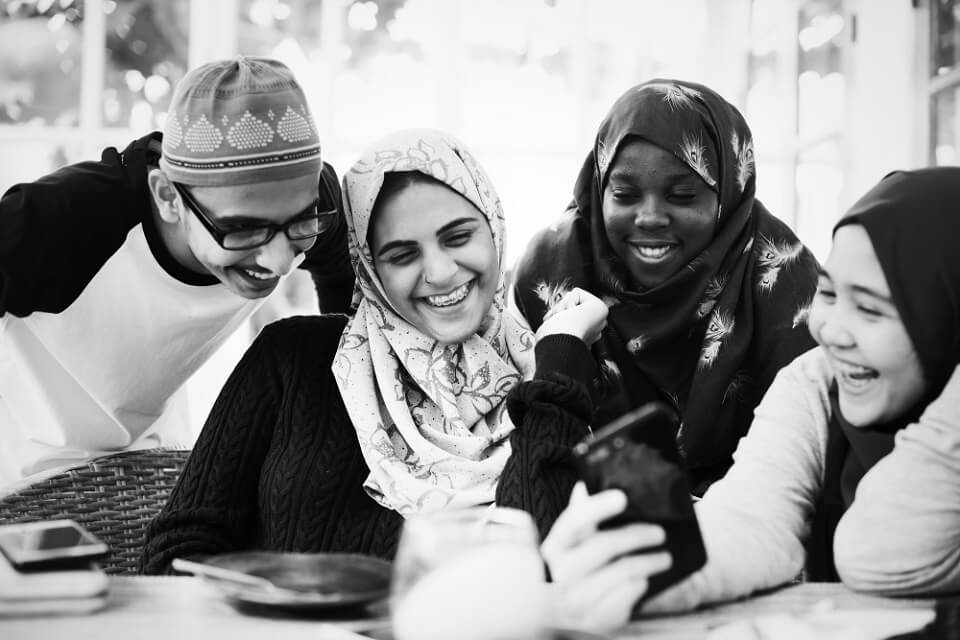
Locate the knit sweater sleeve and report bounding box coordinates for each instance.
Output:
[495,334,596,540]
[139,320,292,575]
[641,349,832,613]
[834,364,960,596]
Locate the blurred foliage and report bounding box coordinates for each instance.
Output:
[0,0,187,126]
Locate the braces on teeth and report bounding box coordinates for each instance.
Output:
[426,283,470,307]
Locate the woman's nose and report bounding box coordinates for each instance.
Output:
[633,196,669,229]
[816,310,855,349]
[422,248,458,286]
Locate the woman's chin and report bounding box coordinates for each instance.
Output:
[837,394,881,428]
[425,318,485,345]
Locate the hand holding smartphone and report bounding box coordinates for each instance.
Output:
[571,402,707,602]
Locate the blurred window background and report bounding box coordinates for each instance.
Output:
[745,0,848,261]
[0,0,935,431]
[931,0,960,165]
[0,0,188,183]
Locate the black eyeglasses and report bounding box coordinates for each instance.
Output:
[172,180,338,251]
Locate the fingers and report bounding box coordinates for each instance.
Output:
[539,288,609,344]
[542,483,666,581]
[583,323,605,346]
[542,288,583,321]
[574,578,647,631]
[569,480,589,504]
[558,552,671,631]
[577,552,672,604]
[547,523,667,582]
[542,287,595,320]
[542,483,672,633]
[541,485,625,554]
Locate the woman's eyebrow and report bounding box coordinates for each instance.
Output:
[376,239,416,258]
[819,266,894,303]
[608,169,693,184]
[435,217,479,235]
[376,217,480,257]
[850,284,894,304]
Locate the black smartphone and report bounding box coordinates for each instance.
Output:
[0,520,108,572]
[571,402,706,602]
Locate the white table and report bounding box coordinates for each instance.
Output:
[0,577,937,640]
[618,582,935,639]
[0,576,377,640]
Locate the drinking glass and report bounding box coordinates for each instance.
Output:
[391,506,548,640]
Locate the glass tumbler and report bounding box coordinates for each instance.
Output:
[391,506,549,640]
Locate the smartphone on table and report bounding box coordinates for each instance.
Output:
[571,402,706,602]
[0,520,108,572]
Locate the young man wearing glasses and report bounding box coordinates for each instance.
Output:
[0,57,353,487]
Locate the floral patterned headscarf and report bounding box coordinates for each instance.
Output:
[512,79,820,491]
[333,129,535,515]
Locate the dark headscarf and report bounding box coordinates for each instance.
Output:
[512,79,820,491]
[808,167,960,580]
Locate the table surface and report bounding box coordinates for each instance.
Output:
[0,577,936,640]
[0,576,375,640]
[618,582,934,639]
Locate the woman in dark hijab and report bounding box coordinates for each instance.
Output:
[826,167,960,594]
[538,167,960,631]
[506,79,820,499]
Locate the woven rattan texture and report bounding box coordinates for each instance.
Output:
[0,449,189,574]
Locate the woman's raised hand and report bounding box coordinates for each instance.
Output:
[541,482,671,632]
[536,287,608,345]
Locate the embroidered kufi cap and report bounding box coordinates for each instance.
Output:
[159,56,322,186]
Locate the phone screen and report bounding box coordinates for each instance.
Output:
[0,520,107,568]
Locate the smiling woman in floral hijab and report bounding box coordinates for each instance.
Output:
[141,129,605,573]
[510,79,820,494]
[332,129,538,514]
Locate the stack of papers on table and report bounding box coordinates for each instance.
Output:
[0,555,107,616]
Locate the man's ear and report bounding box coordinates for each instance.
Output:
[147,168,182,224]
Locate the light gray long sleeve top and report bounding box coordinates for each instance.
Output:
[643,348,960,613]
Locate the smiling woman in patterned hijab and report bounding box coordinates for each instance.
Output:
[333,129,536,515]
[140,129,608,575]
[511,79,820,492]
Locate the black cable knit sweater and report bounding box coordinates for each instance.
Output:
[140,315,593,574]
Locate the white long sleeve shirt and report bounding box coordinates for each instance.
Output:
[834,364,960,596]
[0,225,261,489]
[645,348,960,612]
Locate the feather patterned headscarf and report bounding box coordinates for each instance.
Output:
[511,79,820,491]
